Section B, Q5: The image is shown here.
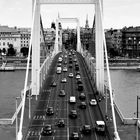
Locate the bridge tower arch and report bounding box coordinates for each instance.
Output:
[17,1,120,140]
[57,17,81,52]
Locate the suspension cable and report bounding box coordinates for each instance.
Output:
[17,1,37,140]
[98,0,120,139]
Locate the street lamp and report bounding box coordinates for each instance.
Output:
[15,97,21,140]
[136,96,140,140]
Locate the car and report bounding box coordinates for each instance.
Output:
[69,110,77,119]
[61,78,67,83]
[69,96,76,103]
[79,102,86,109]
[78,84,84,91]
[95,121,105,134]
[46,107,54,115]
[51,81,57,87]
[75,66,79,71]
[56,67,62,74]
[79,93,86,100]
[69,73,74,78]
[75,63,78,67]
[69,60,73,64]
[69,64,73,68]
[57,63,62,67]
[81,125,91,134]
[58,57,63,62]
[63,67,67,72]
[41,125,53,136]
[77,79,82,84]
[56,119,65,127]
[70,132,79,140]
[59,90,66,97]
[89,99,97,106]
[76,74,81,79]
[76,71,80,76]
[73,59,77,62]
[64,61,67,64]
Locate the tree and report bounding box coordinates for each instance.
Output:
[7,44,16,56]
[2,48,6,54]
[20,47,29,56]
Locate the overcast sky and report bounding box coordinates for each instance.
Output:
[0,0,140,29]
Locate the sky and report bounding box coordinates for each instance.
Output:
[0,0,140,29]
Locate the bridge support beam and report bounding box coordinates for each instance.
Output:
[95,0,104,94]
[77,19,81,52]
[54,19,59,54]
[32,0,40,96]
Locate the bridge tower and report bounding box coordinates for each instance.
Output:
[57,17,81,52]
[17,1,120,140]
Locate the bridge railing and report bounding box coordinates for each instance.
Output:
[39,49,56,89]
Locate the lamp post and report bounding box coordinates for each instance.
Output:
[15,97,20,140]
[136,96,140,140]
[28,82,32,119]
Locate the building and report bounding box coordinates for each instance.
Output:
[105,29,122,57]
[44,28,55,52]
[0,26,20,53]
[80,15,92,52]
[0,25,48,56]
[122,26,140,58]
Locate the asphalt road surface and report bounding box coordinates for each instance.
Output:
[25,50,111,140]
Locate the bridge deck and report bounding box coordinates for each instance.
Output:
[21,51,140,140]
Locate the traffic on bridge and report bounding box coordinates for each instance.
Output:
[25,50,110,140]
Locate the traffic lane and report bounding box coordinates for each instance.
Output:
[77,53,109,140]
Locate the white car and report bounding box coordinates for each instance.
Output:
[63,67,68,72]
[68,73,73,78]
[95,121,105,133]
[61,78,67,83]
[89,99,97,106]
[76,74,81,79]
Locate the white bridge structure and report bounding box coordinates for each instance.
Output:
[17,0,120,140]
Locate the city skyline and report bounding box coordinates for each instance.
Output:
[0,0,140,29]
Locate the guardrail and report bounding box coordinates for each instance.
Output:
[82,51,140,128]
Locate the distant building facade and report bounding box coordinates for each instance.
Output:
[122,26,140,58]
[105,29,122,57]
[0,26,20,53]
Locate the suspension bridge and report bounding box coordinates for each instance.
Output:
[6,0,138,140]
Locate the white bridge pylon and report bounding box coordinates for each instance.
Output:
[56,17,81,52]
[17,0,120,140]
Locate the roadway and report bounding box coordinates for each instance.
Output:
[25,50,111,140]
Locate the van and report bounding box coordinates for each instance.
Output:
[95,121,105,134]
[69,96,76,103]
[56,67,62,74]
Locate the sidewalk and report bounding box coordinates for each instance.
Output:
[96,89,140,140]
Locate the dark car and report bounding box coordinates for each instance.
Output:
[78,84,84,91]
[46,107,54,115]
[79,102,86,109]
[69,110,77,119]
[51,81,57,87]
[57,119,65,127]
[77,79,82,84]
[75,66,79,71]
[59,90,66,97]
[79,93,86,100]
[70,132,79,140]
[41,125,53,136]
[81,125,91,134]
[69,64,73,68]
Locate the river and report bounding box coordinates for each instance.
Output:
[105,69,140,118]
[0,69,140,139]
[0,71,31,118]
[0,69,139,119]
